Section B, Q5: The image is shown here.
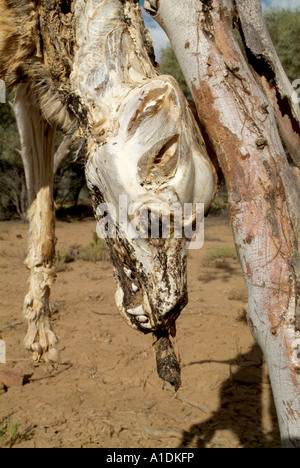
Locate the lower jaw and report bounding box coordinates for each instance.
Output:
[115,280,187,333]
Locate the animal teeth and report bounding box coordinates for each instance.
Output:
[124,267,132,278]
[127,305,144,316]
[136,315,149,323]
[140,321,152,330]
[127,305,152,330]
[132,283,138,292]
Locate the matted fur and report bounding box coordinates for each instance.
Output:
[0,0,86,132]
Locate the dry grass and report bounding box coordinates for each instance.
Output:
[0,417,20,448]
[0,247,25,259]
[228,287,248,303]
[55,233,109,272]
[79,235,109,263]
[201,246,238,268]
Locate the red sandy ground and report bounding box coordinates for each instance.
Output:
[0,215,281,448]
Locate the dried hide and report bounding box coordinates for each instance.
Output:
[0,0,80,131]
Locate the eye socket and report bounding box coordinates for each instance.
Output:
[152,135,178,165]
[127,86,169,135]
[138,134,180,186]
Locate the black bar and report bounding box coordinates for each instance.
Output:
[100,449,202,461]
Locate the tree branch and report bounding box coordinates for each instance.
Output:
[235,0,300,167]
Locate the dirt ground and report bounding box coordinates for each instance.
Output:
[0,213,282,448]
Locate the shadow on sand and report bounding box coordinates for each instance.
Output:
[178,344,282,448]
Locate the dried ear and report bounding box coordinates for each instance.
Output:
[138,134,180,185]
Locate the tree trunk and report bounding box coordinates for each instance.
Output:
[145,0,300,446]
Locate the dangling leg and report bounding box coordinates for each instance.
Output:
[23,187,58,363]
[13,84,58,363]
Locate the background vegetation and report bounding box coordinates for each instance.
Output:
[0,96,89,221]
[0,8,299,220]
[264,8,300,83]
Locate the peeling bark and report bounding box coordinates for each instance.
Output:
[234,0,300,167]
[146,0,300,446]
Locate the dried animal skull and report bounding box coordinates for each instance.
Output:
[86,76,216,335]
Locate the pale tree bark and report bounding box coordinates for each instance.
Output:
[234,0,300,167]
[144,0,300,447]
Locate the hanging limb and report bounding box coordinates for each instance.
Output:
[12,103,72,176]
[13,83,58,363]
[234,0,300,167]
[144,0,300,446]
